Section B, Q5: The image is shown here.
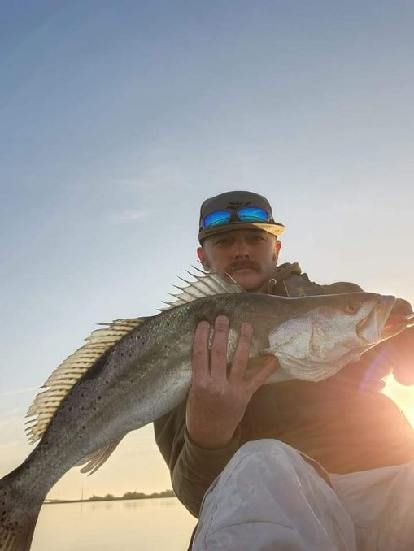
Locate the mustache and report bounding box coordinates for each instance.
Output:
[226,260,261,273]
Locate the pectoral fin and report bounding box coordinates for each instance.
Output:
[77,436,124,475]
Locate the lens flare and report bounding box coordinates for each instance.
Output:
[382,374,414,427]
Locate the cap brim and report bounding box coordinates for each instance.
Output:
[198,222,285,243]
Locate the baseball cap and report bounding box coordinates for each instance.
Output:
[198,191,285,244]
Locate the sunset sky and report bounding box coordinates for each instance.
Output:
[1,1,414,502]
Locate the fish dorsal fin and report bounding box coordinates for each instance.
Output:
[161,266,242,311]
[25,318,146,444]
[77,436,125,475]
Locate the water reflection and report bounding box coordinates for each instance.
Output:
[32,497,196,550]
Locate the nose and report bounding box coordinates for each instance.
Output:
[232,237,251,260]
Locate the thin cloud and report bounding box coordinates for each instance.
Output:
[110,209,151,224]
[0,387,38,398]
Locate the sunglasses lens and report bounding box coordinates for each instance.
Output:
[238,207,269,223]
[203,210,231,229]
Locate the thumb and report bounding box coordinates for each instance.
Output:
[247,354,280,393]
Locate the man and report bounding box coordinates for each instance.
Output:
[154,191,414,550]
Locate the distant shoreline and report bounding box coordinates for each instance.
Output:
[44,490,175,505]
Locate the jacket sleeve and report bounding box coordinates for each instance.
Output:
[153,401,241,517]
[272,262,364,298]
[283,273,363,297]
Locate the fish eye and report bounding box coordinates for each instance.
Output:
[344,303,358,315]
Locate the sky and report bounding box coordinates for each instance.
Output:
[1,0,414,502]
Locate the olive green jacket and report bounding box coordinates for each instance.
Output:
[154,263,414,517]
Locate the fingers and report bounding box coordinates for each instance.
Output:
[191,321,210,385]
[230,322,253,379]
[193,317,271,390]
[210,316,229,382]
[192,316,230,385]
[248,355,280,393]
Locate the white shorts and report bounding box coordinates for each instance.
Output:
[192,439,413,551]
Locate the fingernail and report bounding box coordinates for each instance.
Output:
[241,322,253,335]
[216,315,229,326]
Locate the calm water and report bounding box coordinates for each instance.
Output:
[32,498,197,550]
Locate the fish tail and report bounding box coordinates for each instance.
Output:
[0,469,45,551]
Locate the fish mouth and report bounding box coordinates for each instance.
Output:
[380,297,413,340]
[357,296,397,344]
[371,297,414,340]
[382,312,414,338]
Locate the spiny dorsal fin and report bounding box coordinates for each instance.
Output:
[161,266,242,311]
[77,436,124,475]
[25,318,146,444]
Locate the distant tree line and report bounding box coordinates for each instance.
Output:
[88,489,175,501]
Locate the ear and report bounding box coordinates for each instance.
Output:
[273,239,282,261]
[197,246,210,270]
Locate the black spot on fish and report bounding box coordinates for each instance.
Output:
[81,350,111,382]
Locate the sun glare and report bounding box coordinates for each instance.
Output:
[382,374,414,427]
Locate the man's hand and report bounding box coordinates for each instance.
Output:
[186,315,279,449]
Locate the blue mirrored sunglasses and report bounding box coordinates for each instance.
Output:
[202,207,270,230]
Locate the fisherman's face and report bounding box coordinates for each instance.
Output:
[197,229,281,291]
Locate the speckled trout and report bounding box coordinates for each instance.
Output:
[0,271,413,550]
